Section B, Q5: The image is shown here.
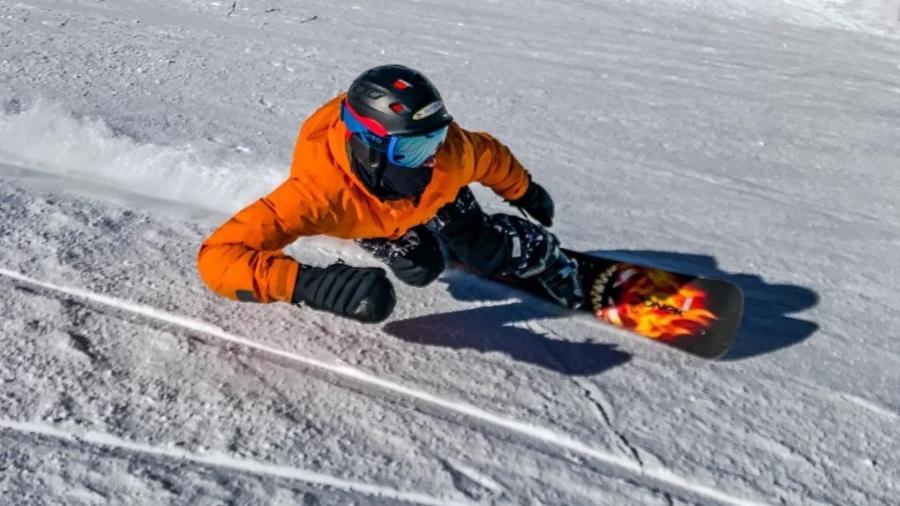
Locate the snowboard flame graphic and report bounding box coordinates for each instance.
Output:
[594,266,717,341]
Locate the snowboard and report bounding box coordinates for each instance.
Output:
[496,249,744,359]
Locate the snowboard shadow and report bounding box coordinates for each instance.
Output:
[383,272,631,376]
[590,250,820,360]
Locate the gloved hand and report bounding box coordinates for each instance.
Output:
[292,263,395,323]
[509,180,554,227]
[357,225,446,287]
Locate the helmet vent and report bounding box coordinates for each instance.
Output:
[389,102,409,113]
[393,79,412,90]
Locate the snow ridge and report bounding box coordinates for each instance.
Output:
[0,267,770,506]
[0,419,476,506]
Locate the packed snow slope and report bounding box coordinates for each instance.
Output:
[2,0,899,505]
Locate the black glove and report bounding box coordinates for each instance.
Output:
[387,235,445,286]
[509,180,554,227]
[292,263,395,323]
[357,225,446,287]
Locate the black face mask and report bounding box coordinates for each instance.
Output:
[348,134,433,204]
[381,163,433,202]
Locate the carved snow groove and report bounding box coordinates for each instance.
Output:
[0,418,475,506]
[0,268,769,506]
[66,331,101,363]
[580,380,644,469]
[233,356,307,426]
[439,458,505,500]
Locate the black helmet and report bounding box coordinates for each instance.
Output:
[342,65,453,203]
[345,64,453,136]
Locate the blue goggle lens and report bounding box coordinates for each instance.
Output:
[342,104,447,168]
[387,127,448,168]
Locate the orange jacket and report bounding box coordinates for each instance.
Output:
[197,94,531,303]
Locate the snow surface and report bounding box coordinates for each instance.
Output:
[1,0,899,504]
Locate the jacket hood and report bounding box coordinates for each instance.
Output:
[289,94,384,203]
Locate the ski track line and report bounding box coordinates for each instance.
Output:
[1,268,769,506]
[0,419,474,506]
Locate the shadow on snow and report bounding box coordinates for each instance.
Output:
[383,249,819,371]
[383,271,632,376]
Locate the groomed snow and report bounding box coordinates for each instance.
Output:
[1,0,899,505]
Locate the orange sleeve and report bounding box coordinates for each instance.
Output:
[196,177,335,303]
[465,129,531,201]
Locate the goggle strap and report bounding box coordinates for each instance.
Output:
[342,101,388,137]
[387,136,401,165]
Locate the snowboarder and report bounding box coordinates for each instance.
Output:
[197,64,583,323]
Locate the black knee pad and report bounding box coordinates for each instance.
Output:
[358,225,446,287]
[426,187,559,279]
[429,187,508,276]
[429,187,482,233]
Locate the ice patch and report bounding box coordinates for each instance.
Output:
[0,99,283,214]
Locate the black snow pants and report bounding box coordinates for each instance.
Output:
[357,187,559,287]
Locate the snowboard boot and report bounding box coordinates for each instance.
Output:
[488,214,584,309]
[532,246,582,309]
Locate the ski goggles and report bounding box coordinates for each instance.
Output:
[342,103,448,168]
